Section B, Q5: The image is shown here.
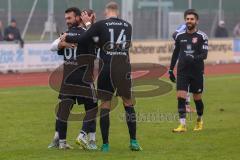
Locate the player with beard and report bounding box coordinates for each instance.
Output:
[61,2,142,152]
[169,9,208,132]
[48,7,98,150]
[171,9,197,113]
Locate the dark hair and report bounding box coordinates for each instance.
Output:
[184,9,199,20]
[65,7,81,16]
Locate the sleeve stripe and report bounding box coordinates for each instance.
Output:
[175,31,185,40]
[202,45,208,50]
[197,30,208,40]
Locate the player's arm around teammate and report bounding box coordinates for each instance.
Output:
[60,2,142,152]
[48,8,99,150]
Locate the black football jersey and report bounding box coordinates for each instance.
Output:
[170,30,208,76]
[65,17,132,63]
[58,26,95,85]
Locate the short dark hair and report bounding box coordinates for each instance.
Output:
[184,9,199,20]
[65,7,81,16]
[105,1,119,11]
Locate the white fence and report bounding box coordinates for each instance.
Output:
[0,43,63,72]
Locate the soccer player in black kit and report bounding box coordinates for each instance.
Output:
[48,7,98,150]
[61,2,142,152]
[169,9,208,132]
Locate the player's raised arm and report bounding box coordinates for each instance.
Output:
[64,23,99,44]
[50,37,65,56]
[50,37,76,51]
[50,38,61,51]
[63,12,100,44]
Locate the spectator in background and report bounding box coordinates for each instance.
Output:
[0,20,3,41]
[214,20,228,38]
[233,22,240,37]
[4,19,24,47]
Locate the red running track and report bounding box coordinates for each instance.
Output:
[0,63,240,89]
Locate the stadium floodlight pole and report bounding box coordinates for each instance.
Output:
[157,0,162,39]
[218,0,223,21]
[121,0,133,25]
[48,0,54,41]
[89,0,93,9]
[22,0,38,39]
[40,0,56,41]
[188,0,192,9]
[7,0,12,25]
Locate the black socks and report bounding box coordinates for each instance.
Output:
[178,98,186,118]
[100,108,110,144]
[124,106,136,140]
[194,99,204,117]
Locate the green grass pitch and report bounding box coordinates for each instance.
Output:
[0,75,240,160]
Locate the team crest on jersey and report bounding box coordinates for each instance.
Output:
[192,37,198,43]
